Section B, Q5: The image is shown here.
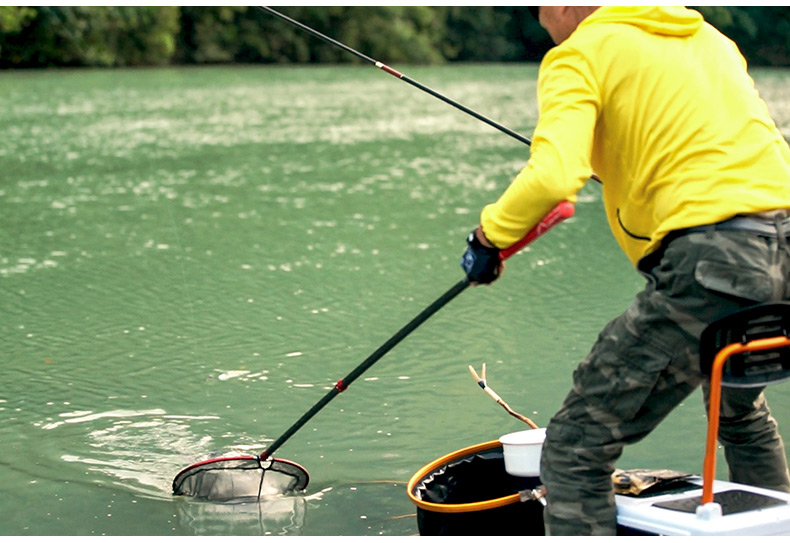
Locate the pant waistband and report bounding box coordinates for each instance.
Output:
[666,211,790,244]
[640,210,790,275]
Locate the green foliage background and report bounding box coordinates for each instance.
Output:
[0,6,788,68]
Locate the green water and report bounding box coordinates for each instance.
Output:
[2,64,789,536]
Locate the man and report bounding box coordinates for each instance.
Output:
[461,6,790,536]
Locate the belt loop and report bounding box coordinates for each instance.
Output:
[775,213,790,258]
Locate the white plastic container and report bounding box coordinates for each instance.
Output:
[499,428,547,477]
[615,477,790,535]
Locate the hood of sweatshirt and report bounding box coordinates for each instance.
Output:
[579,6,704,37]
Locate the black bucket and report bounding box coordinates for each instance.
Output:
[407,439,545,536]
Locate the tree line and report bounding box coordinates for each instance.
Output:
[1,6,789,69]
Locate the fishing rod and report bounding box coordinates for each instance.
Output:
[173,10,581,500]
[259,6,533,147]
[260,7,604,184]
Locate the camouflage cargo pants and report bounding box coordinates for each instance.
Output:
[541,224,790,536]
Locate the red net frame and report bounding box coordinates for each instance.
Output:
[173,455,309,502]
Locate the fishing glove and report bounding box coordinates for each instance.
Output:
[461,229,501,284]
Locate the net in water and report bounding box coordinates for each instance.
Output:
[173,455,309,502]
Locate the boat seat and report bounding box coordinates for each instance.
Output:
[698,302,790,505]
[700,302,790,388]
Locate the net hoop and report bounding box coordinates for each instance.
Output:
[173,455,309,501]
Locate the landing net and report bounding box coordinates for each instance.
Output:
[173,455,309,502]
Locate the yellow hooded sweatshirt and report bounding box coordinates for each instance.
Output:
[480,6,790,266]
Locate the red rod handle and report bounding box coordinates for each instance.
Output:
[499,201,575,261]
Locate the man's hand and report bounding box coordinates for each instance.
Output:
[460,226,504,285]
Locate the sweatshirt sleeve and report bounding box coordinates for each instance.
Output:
[480,46,600,249]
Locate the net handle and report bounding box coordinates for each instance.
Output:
[258,202,574,461]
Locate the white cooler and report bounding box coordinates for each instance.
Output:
[615,476,790,536]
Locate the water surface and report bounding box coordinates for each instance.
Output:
[2,64,789,536]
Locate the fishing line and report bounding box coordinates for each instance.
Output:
[163,194,202,365]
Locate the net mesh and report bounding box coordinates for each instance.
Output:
[173,456,309,502]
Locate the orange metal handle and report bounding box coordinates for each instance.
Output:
[701,336,790,504]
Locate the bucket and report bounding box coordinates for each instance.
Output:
[407,440,544,536]
[499,427,547,477]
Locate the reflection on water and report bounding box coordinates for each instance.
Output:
[175,494,309,536]
[1,64,789,536]
[42,408,222,496]
[173,483,417,536]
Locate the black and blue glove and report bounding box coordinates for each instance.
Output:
[460,229,501,284]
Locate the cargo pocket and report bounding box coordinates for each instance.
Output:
[572,323,671,422]
[694,260,773,303]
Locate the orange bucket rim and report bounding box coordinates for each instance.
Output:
[406,439,523,514]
